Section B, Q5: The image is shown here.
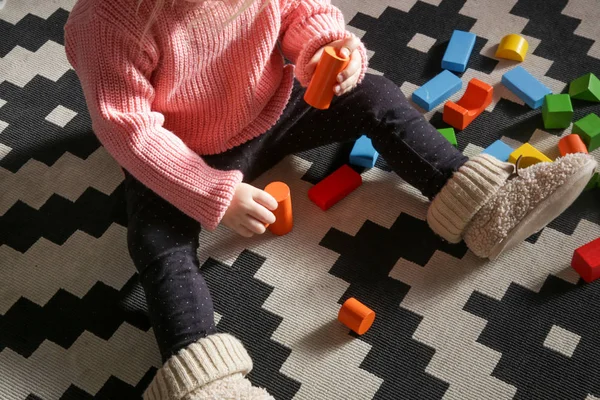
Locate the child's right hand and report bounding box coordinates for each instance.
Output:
[221,183,278,237]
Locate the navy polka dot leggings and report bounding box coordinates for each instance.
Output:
[124,74,468,362]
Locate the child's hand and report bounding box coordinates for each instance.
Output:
[306,35,363,96]
[221,183,277,237]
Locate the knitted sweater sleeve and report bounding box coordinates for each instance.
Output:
[64,16,242,230]
[279,0,368,86]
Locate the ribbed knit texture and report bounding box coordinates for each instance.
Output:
[144,334,254,400]
[427,154,515,243]
[64,0,368,229]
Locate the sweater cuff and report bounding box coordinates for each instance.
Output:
[197,168,243,231]
[143,334,253,400]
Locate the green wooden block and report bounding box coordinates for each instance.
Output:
[585,172,599,191]
[542,94,573,129]
[573,113,600,151]
[437,127,457,147]
[569,73,600,102]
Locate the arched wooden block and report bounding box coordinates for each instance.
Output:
[443,79,493,130]
[496,34,529,62]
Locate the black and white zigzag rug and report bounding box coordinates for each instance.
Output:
[1,0,600,399]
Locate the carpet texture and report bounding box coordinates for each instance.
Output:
[1,0,600,399]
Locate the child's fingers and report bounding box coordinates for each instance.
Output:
[252,188,278,210]
[247,202,276,225]
[339,35,361,58]
[242,216,267,235]
[237,224,255,238]
[337,55,360,83]
[335,72,359,95]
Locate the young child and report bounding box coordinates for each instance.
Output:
[64,0,596,398]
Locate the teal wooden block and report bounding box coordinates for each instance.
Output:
[349,135,379,168]
[482,140,513,162]
[542,94,573,129]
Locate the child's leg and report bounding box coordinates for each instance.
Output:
[123,170,216,362]
[124,171,274,399]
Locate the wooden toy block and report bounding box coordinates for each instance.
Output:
[482,140,513,161]
[569,73,600,102]
[308,164,362,211]
[542,94,573,129]
[412,70,462,111]
[338,298,375,335]
[264,182,293,236]
[501,66,552,109]
[443,78,493,130]
[349,135,379,168]
[585,173,599,191]
[558,134,588,157]
[442,30,477,73]
[573,113,600,152]
[304,46,349,110]
[571,237,600,283]
[508,143,552,168]
[495,34,529,62]
[437,127,457,147]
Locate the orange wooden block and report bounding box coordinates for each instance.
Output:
[559,134,589,156]
[304,46,350,110]
[443,78,493,130]
[264,182,293,236]
[338,298,375,335]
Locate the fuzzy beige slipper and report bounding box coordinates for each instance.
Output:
[144,334,274,400]
[463,153,597,259]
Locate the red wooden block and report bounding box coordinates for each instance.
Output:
[558,134,588,157]
[443,78,493,130]
[571,237,600,283]
[308,165,362,211]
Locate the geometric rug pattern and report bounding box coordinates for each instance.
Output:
[1,0,600,398]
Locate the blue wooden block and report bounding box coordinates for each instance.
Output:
[349,135,378,168]
[412,70,462,111]
[501,66,552,109]
[482,140,513,162]
[442,30,477,73]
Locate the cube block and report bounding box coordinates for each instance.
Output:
[308,165,362,211]
[442,30,477,73]
[437,127,457,147]
[571,237,600,283]
[502,66,552,109]
[569,73,600,102]
[412,70,462,111]
[508,143,552,168]
[585,173,600,191]
[573,113,600,152]
[349,135,379,168]
[482,140,513,162]
[542,94,573,129]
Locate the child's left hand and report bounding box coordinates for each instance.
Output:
[306,36,363,96]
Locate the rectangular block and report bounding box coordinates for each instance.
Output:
[482,140,513,161]
[412,70,462,111]
[349,135,379,168]
[308,165,362,211]
[502,66,552,109]
[442,30,477,73]
[572,237,600,283]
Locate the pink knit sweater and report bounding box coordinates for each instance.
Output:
[64,0,367,229]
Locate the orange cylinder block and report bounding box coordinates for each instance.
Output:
[304,46,350,110]
[338,298,375,335]
[559,134,589,156]
[264,181,293,236]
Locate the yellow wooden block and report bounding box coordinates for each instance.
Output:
[496,34,529,62]
[508,143,552,168]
